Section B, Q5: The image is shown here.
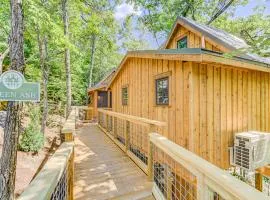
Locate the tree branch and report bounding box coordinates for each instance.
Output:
[0,47,10,74]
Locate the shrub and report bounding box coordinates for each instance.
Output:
[19,106,44,152]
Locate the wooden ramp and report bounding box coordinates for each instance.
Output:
[74,124,153,200]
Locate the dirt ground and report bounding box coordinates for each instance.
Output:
[0,114,64,197]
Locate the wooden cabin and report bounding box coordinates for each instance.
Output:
[101,17,270,169]
[87,69,115,119]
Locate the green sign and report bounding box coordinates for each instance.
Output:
[0,70,40,102]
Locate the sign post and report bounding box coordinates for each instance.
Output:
[0,70,40,102]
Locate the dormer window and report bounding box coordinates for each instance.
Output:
[177,36,187,49]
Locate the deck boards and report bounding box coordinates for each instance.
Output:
[74,124,153,200]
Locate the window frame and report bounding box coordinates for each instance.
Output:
[154,71,171,106]
[176,35,188,49]
[121,85,128,106]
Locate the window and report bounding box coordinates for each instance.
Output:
[156,77,169,105]
[177,36,187,49]
[97,91,108,108]
[122,87,128,105]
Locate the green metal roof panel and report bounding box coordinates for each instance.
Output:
[129,48,203,55]
[128,48,270,68]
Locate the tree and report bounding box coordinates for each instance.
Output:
[36,0,49,134]
[38,34,49,134]
[212,6,270,57]
[131,0,248,46]
[0,0,25,199]
[62,0,72,116]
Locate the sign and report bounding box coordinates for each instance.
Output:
[0,70,40,102]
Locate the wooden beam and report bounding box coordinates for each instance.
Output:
[201,35,205,48]
[255,172,263,192]
[98,108,167,127]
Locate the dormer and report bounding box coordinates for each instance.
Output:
[162,17,248,53]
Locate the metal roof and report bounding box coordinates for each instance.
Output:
[162,16,270,65]
[105,48,270,89]
[88,68,116,92]
[177,17,248,50]
[128,48,270,67]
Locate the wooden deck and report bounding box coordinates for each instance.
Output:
[74,124,153,200]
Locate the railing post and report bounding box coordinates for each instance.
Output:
[61,130,74,143]
[148,141,153,181]
[197,173,208,200]
[124,120,130,153]
[167,174,174,200]
[255,171,263,192]
[106,113,109,131]
[113,117,117,138]
[148,124,155,181]
[68,148,74,200]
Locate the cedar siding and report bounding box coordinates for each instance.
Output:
[110,57,270,169]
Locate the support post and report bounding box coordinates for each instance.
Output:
[61,131,74,143]
[148,141,153,181]
[113,117,117,138]
[167,174,174,200]
[201,35,205,48]
[124,121,130,152]
[148,124,155,181]
[68,148,74,200]
[255,171,263,192]
[97,111,100,125]
[106,114,109,131]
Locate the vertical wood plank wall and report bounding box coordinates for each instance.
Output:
[88,91,98,118]
[166,24,222,52]
[111,57,270,169]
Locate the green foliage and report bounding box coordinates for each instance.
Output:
[231,171,248,183]
[212,6,270,57]
[19,106,44,152]
[0,0,267,110]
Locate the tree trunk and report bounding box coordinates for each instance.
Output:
[86,34,96,105]
[38,33,49,134]
[0,48,10,74]
[62,0,71,116]
[0,0,25,199]
[88,34,96,88]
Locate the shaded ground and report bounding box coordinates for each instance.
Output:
[0,114,64,197]
[74,124,153,200]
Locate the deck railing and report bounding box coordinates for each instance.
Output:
[150,133,270,200]
[97,109,269,200]
[18,109,76,200]
[76,106,94,121]
[97,108,166,173]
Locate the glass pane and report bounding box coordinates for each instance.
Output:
[156,77,169,105]
[122,87,128,105]
[177,36,187,49]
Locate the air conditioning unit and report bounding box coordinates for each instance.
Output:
[233,131,270,171]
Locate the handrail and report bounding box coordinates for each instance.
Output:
[18,142,74,200]
[19,108,76,200]
[97,109,167,174]
[149,133,269,200]
[98,109,167,127]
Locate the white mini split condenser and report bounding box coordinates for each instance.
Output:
[233,131,270,171]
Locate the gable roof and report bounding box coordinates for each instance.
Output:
[88,68,116,92]
[106,48,270,89]
[106,17,270,88]
[163,16,270,65]
[164,16,248,51]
